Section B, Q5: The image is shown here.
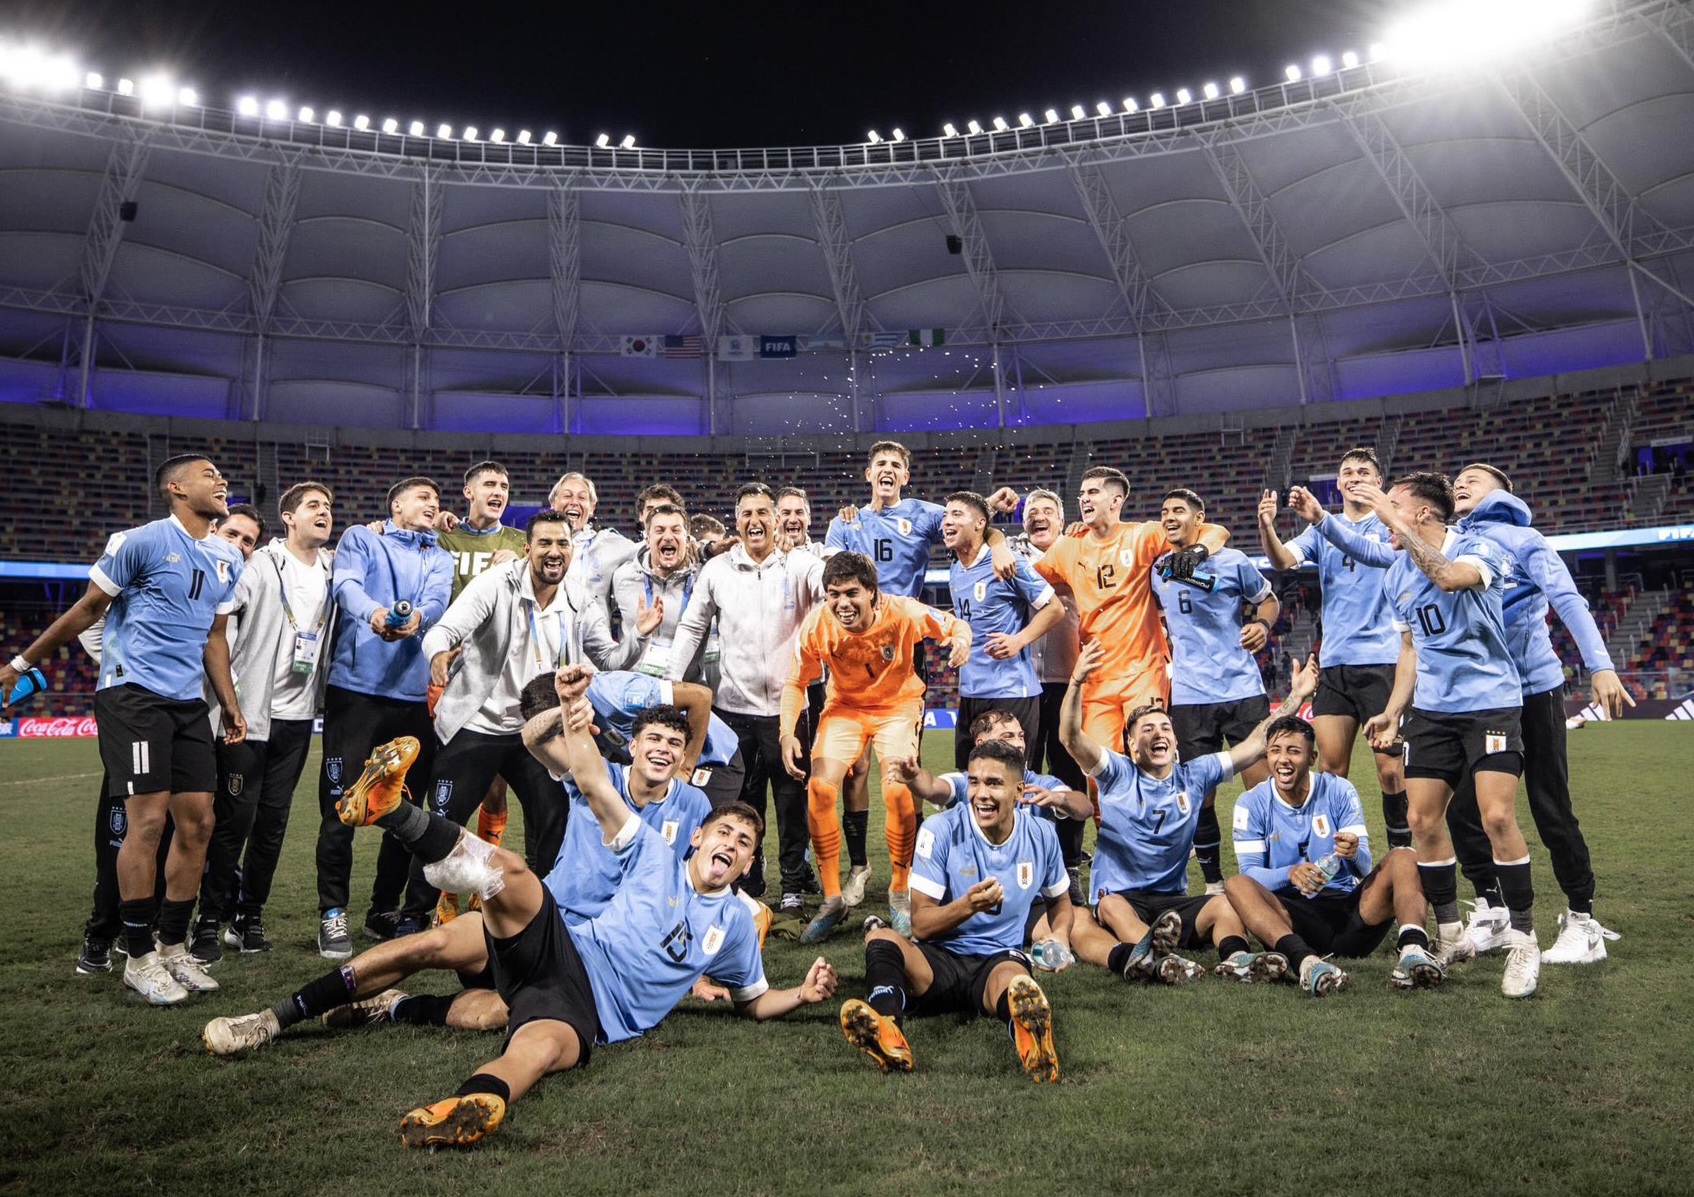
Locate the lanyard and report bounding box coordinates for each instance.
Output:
[642,569,694,617]
[273,553,328,633]
[526,600,567,671]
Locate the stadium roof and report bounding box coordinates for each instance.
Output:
[0,0,1691,436]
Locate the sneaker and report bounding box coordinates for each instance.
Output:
[798,870,823,896]
[335,736,420,826]
[1501,929,1541,998]
[800,896,847,944]
[399,1093,507,1149]
[203,1009,282,1055]
[423,835,506,901]
[362,910,399,942]
[124,950,190,1005]
[319,908,353,959]
[225,913,273,953]
[1542,911,1618,965]
[887,889,913,938]
[322,988,407,1029]
[842,865,872,909]
[435,891,461,925]
[1005,975,1060,1083]
[1066,866,1085,908]
[1153,954,1208,984]
[1214,950,1290,983]
[779,892,805,914]
[839,999,914,1073]
[1299,956,1350,997]
[740,856,768,899]
[190,916,224,966]
[76,934,113,975]
[393,914,426,939]
[158,941,219,992]
[1461,898,1512,954]
[1390,946,1445,990]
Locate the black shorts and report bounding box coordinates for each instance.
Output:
[909,942,1030,1020]
[1401,706,1524,787]
[955,694,1041,772]
[1169,695,1269,761]
[1278,886,1392,959]
[1311,664,1397,733]
[94,684,217,798]
[486,888,600,1063]
[1100,889,1213,951]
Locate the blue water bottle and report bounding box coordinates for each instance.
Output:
[385,600,414,630]
[5,666,49,707]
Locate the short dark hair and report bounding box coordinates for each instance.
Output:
[867,440,911,467]
[1161,488,1204,514]
[525,509,571,538]
[155,454,212,499]
[632,703,692,744]
[645,502,688,527]
[1264,715,1316,747]
[220,504,267,540]
[279,480,333,519]
[464,460,507,486]
[1461,462,1514,494]
[1339,447,1382,475]
[944,490,990,523]
[636,484,685,524]
[968,708,1022,743]
[704,799,766,842]
[519,673,561,721]
[690,513,725,540]
[387,476,440,509]
[822,550,878,592]
[776,486,810,508]
[1124,703,1168,739]
[1390,471,1455,522]
[1080,466,1129,497]
[966,738,1026,775]
[736,482,775,506]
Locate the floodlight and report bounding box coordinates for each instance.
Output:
[1043,108,1059,124]
[297,106,313,122]
[942,122,958,137]
[619,134,635,148]
[325,110,342,126]
[1202,81,1219,99]
[353,114,369,130]
[1382,0,1588,68]
[595,133,610,147]
[1341,50,1359,68]
[1122,97,1138,112]
[966,119,983,134]
[891,127,906,140]
[992,116,1009,130]
[116,77,134,95]
[490,128,505,142]
[542,131,558,145]
[381,117,398,134]
[1312,55,1332,76]
[1229,76,1246,93]
[463,125,478,140]
[1017,113,1033,127]
[84,71,102,89]
[1175,87,1192,104]
[866,129,882,142]
[1069,104,1085,119]
[1368,42,1386,61]
[266,99,287,120]
[409,120,424,136]
[237,95,259,116]
[179,87,197,106]
[139,74,173,107]
[1149,92,1165,108]
[1285,64,1302,81]
[516,129,531,143]
[1095,101,1112,116]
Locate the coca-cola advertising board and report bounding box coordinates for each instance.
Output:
[12,716,100,738]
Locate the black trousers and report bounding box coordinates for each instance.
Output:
[1447,686,1595,910]
[315,685,436,917]
[719,709,811,892]
[1038,681,1088,870]
[197,719,314,922]
[953,694,1043,773]
[84,774,170,939]
[399,727,568,922]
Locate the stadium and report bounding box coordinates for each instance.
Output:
[0,0,1690,1192]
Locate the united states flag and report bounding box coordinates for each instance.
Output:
[663,335,705,359]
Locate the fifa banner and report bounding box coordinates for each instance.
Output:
[0,715,329,739]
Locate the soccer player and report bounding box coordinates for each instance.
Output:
[780,552,971,942]
[550,471,637,604]
[1225,715,1443,996]
[1061,641,1319,986]
[1260,448,1411,847]
[1152,488,1280,892]
[192,481,336,962]
[839,739,1068,1082]
[436,462,527,594]
[943,491,1065,772]
[2,455,244,1004]
[1031,467,1228,756]
[1328,473,1542,998]
[315,476,454,957]
[893,709,1092,822]
[1448,464,1630,962]
[668,483,825,909]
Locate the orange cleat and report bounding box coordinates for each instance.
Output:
[1007,975,1059,1083]
[839,999,914,1074]
[399,1093,506,1148]
[336,737,420,827]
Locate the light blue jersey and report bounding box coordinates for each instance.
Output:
[91,516,243,701]
[1150,546,1271,706]
[938,769,1070,821]
[585,670,739,767]
[948,546,1054,699]
[910,801,1068,956]
[544,760,711,921]
[1088,749,1231,897]
[825,498,945,597]
[1287,512,1399,667]
[1233,773,1372,897]
[1383,530,1522,713]
[569,819,767,1044]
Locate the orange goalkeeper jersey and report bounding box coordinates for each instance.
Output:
[780,595,961,734]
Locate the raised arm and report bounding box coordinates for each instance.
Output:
[883,755,957,807]
[1354,483,1484,590]
[1287,486,1398,570]
[668,680,714,775]
[1257,489,1300,571]
[549,666,637,840]
[1223,654,1319,775]
[1058,640,1107,775]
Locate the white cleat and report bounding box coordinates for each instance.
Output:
[204,1009,282,1055]
[424,834,506,901]
[1461,898,1512,954]
[1501,929,1541,998]
[1203,880,1226,897]
[841,865,872,909]
[124,951,190,1005]
[1542,911,1618,965]
[157,941,219,992]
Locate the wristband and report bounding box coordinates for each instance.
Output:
[9,655,30,673]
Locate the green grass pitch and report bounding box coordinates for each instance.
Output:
[1,724,1691,1196]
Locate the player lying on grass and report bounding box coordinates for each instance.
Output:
[839,739,1069,1083]
[1224,715,1443,997]
[1062,642,1321,987]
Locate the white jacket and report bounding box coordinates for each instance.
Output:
[666,544,823,716]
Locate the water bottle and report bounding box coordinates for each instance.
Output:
[385,599,414,629]
[1305,852,1342,899]
[5,666,48,707]
[1031,939,1073,971]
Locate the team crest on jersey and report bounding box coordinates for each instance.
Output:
[897,518,913,536]
[973,581,987,603]
[227,773,244,797]
[1016,861,1034,890]
[661,819,680,845]
[434,779,453,812]
[215,558,231,584]
[881,645,896,661]
[702,926,725,956]
[1313,813,1331,838]
[1118,549,1134,566]
[1175,791,1191,816]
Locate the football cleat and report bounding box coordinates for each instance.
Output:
[203,1009,282,1055]
[800,896,847,945]
[1436,925,1478,968]
[1116,927,1158,983]
[1299,957,1350,997]
[323,988,407,1030]
[399,1093,507,1149]
[887,889,913,938]
[335,736,421,826]
[839,999,914,1073]
[76,933,113,975]
[1390,947,1445,990]
[124,951,189,1005]
[1461,898,1512,955]
[435,892,461,925]
[1542,911,1618,965]
[1501,929,1541,998]
[1214,950,1290,983]
[842,864,872,909]
[1153,953,1208,985]
[424,834,506,902]
[1150,909,1183,956]
[1006,975,1060,1083]
[736,890,774,951]
[158,941,219,992]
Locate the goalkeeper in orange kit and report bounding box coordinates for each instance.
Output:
[781,552,970,945]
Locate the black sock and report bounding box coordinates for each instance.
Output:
[1216,935,1249,961]
[1397,925,1430,951]
[843,810,869,868]
[1474,880,1504,905]
[863,939,908,1022]
[455,1073,511,1104]
[120,898,158,959]
[1274,934,1318,970]
[1193,806,1222,884]
[376,802,463,865]
[1494,859,1536,933]
[391,993,458,1026]
[994,988,1012,1025]
[274,964,359,1029]
[1382,790,1410,844]
[156,898,194,947]
[1417,860,1459,925]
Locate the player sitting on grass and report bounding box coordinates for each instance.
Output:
[840,739,1069,1083]
[1224,715,1443,997]
[1063,642,1320,986]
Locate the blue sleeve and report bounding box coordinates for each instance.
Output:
[824,517,852,552]
[1316,516,1397,568]
[1517,530,1614,672]
[1236,557,1272,603]
[940,773,968,809]
[331,528,382,624]
[1039,821,1068,896]
[1231,793,1288,889]
[714,915,768,994]
[909,817,951,900]
[417,550,454,631]
[91,526,149,594]
[1285,524,1322,567]
[1092,749,1132,794]
[1012,559,1054,608]
[1190,752,1229,799]
[1337,782,1372,877]
[916,502,947,545]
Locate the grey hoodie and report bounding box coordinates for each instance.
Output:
[608,547,713,684]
